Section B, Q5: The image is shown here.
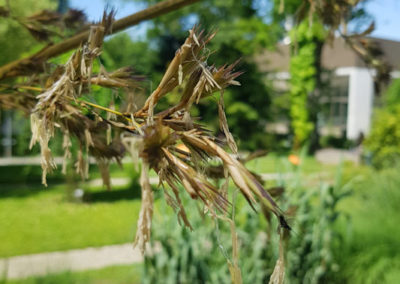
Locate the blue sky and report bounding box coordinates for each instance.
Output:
[69,0,149,40]
[365,0,400,41]
[70,0,400,41]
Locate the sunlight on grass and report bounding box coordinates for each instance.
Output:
[245,153,335,174]
[0,183,142,257]
[0,155,359,258]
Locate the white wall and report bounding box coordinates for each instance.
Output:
[336,67,375,140]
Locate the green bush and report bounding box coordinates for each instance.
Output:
[364,78,400,168]
[143,194,276,284]
[384,78,400,108]
[319,134,354,149]
[364,105,400,168]
[288,19,325,148]
[143,161,350,283]
[338,167,400,284]
[0,165,65,184]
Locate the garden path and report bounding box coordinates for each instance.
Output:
[0,243,142,280]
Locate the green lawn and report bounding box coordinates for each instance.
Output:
[0,182,143,257]
[0,154,384,283]
[0,154,354,258]
[245,153,332,174]
[4,264,142,284]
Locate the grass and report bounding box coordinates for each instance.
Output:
[0,153,335,186]
[0,162,147,185]
[0,154,354,258]
[3,264,142,284]
[243,152,360,178]
[336,167,400,284]
[0,182,143,257]
[3,153,395,283]
[245,153,325,173]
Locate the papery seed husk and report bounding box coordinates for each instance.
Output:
[134,162,154,255]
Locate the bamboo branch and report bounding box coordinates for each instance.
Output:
[0,0,202,81]
[80,100,128,119]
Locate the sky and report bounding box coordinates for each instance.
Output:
[364,0,400,41]
[69,0,149,40]
[69,0,400,41]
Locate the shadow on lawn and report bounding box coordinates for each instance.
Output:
[0,182,143,202]
[0,165,65,199]
[0,183,60,198]
[84,183,142,203]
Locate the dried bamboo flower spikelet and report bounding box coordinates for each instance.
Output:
[134,162,154,254]
[29,10,117,186]
[24,18,290,283]
[119,27,291,255]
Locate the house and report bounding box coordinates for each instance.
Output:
[256,36,400,140]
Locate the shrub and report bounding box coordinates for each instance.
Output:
[384,78,400,108]
[338,167,400,284]
[143,161,351,284]
[143,194,277,284]
[364,105,400,168]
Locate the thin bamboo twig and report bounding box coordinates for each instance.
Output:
[80,100,131,121]
[0,84,44,92]
[0,0,202,81]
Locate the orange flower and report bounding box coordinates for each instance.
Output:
[288,154,300,166]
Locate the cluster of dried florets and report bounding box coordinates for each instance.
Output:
[0,13,290,283]
[0,5,86,42]
[28,11,124,186]
[0,8,289,283]
[23,12,290,255]
[0,88,37,114]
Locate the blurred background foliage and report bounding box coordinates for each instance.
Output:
[104,0,285,150]
[338,166,400,284]
[143,160,352,284]
[1,0,400,283]
[288,19,326,150]
[364,79,400,168]
[3,0,378,155]
[0,0,57,66]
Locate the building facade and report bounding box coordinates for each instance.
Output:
[257,37,400,140]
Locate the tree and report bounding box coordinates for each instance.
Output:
[121,0,284,150]
[288,19,325,150]
[0,0,57,66]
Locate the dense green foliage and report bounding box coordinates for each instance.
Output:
[364,105,400,167]
[383,78,400,107]
[0,0,56,66]
[103,33,157,76]
[143,159,350,284]
[115,0,284,150]
[1,157,400,283]
[289,19,325,148]
[143,194,277,284]
[143,161,400,284]
[364,79,400,167]
[338,167,400,284]
[0,0,57,157]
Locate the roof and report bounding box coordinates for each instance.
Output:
[256,37,400,73]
